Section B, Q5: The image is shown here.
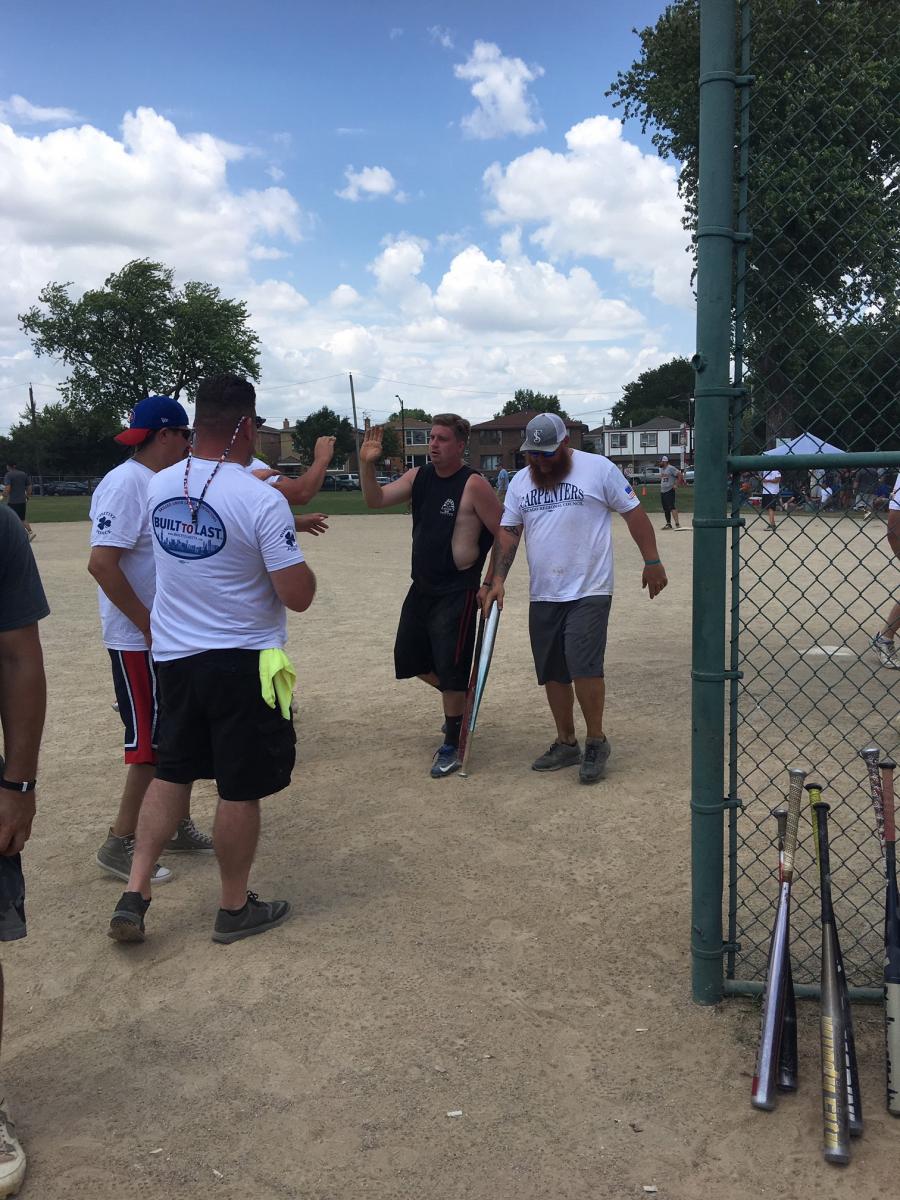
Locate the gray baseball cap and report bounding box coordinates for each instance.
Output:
[519,412,568,453]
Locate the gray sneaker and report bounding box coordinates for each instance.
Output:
[96,830,173,885]
[579,736,611,784]
[873,633,900,669]
[212,893,291,944]
[164,817,214,854]
[531,740,582,772]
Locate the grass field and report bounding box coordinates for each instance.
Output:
[20,485,694,523]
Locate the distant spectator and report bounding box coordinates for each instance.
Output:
[853,465,878,513]
[2,465,34,542]
[759,467,781,530]
[495,465,510,501]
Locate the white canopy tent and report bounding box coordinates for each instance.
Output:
[762,433,845,456]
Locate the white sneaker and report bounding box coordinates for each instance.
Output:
[0,1100,26,1197]
[873,634,900,670]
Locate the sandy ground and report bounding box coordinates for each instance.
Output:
[8,515,897,1198]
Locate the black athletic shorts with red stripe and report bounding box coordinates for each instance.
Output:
[109,649,159,765]
[394,584,479,693]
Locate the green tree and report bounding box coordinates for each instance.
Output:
[495,389,569,419]
[19,259,260,417]
[608,1,900,447]
[292,407,356,464]
[388,406,432,423]
[3,402,125,476]
[609,357,694,427]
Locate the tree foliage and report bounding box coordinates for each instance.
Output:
[495,389,569,419]
[19,259,260,417]
[608,1,900,447]
[0,403,126,477]
[388,406,432,423]
[610,357,694,427]
[292,407,356,464]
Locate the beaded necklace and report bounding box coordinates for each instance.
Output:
[183,416,246,524]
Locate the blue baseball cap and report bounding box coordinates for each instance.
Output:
[115,396,191,445]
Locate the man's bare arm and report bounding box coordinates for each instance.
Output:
[88,546,151,643]
[480,524,523,613]
[268,436,337,505]
[620,506,668,599]
[359,425,416,508]
[888,511,900,559]
[0,623,45,852]
[468,475,504,537]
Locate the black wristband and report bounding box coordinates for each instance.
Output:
[0,778,36,793]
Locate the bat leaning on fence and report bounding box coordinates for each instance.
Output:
[752,767,805,1111]
[457,601,500,778]
[875,756,900,1117]
[808,786,858,1164]
[772,806,798,1092]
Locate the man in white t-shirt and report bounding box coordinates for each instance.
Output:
[107,375,316,946]
[89,397,211,886]
[481,413,667,784]
[759,467,781,529]
[873,472,900,669]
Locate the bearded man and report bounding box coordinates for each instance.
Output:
[481,413,668,784]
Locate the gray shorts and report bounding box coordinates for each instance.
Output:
[528,595,612,685]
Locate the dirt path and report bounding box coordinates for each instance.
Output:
[10,517,895,1198]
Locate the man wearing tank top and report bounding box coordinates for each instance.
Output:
[360,416,502,777]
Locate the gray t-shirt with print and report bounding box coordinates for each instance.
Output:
[660,465,680,493]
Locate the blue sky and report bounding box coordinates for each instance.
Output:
[0,1,692,433]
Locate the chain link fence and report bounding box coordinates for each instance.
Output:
[726,0,900,990]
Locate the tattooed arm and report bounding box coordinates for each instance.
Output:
[479,523,523,614]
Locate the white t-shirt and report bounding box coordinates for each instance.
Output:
[147,458,304,661]
[500,450,641,602]
[89,459,156,650]
[890,474,900,510]
[761,470,781,495]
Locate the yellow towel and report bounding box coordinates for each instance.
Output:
[259,648,296,720]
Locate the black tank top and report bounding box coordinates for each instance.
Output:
[410,464,494,594]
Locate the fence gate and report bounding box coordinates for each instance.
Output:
[691,0,900,1002]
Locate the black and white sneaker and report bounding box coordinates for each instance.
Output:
[212,893,291,943]
[430,742,461,778]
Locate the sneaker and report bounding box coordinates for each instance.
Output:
[430,742,461,778]
[531,740,582,772]
[96,830,173,885]
[579,736,611,784]
[873,633,900,669]
[164,817,214,854]
[212,893,291,944]
[662,524,672,530]
[0,1099,26,1197]
[108,891,150,943]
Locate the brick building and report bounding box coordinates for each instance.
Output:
[469,412,588,479]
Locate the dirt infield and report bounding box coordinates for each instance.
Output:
[10,517,897,1198]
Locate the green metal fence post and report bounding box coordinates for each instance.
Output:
[691,0,737,1005]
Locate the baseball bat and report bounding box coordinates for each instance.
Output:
[458,602,500,778]
[457,607,487,767]
[772,806,798,1092]
[752,767,805,1110]
[809,789,851,1164]
[877,758,900,1117]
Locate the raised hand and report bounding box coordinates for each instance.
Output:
[313,435,337,463]
[360,425,384,465]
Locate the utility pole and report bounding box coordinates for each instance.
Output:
[395,393,406,471]
[349,373,361,472]
[28,383,43,488]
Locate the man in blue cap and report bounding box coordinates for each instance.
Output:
[89,397,213,887]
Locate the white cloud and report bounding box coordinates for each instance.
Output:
[389,27,404,40]
[453,42,544,140]
[329,284,361,309]
[337,164,402,202]
[0,94,81,125]
[267,164,285,182]
[483,115,691,307]
[428,25,454,49]
[434,245,644,336]
[336,127,366,136]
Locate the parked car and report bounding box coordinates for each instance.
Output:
[45,480,91,496]
[320,474,358,492]
[684,468,695,484]
[630,466,664,485]
[375,475,392,485]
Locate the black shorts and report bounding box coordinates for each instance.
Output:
[155,650,296,802]
[760,493,779,510]
[661,490,677,516]
[394,585,479,693]
[8,503,26,522]
[0,855,26,942]
[529,596,612,685]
